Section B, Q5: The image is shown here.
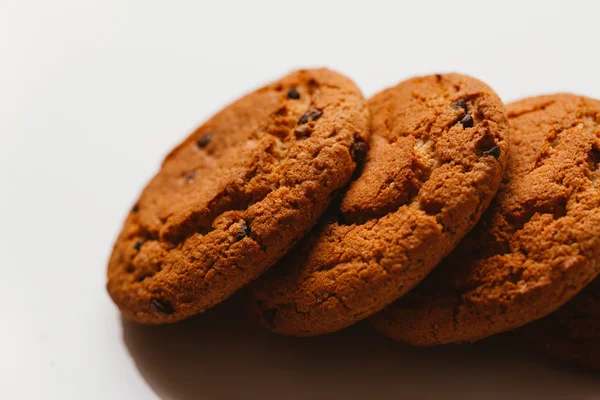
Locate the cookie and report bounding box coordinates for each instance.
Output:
[107,68,369,324]
[371,94,600,346]
[522,277,600,369]
[247,73,509,336]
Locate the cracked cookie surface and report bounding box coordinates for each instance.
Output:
[247,73,509,336]
[522,276,600,369]
[371,94,600,346]
[107,68,369,324]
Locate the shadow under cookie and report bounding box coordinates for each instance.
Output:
[121,297,599,400]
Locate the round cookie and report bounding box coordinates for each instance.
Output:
[371,94,600,346]
[522,277,600,370]
[107,68,369,324]
[247,73,509,336]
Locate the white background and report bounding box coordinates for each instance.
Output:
[1,1,600,399]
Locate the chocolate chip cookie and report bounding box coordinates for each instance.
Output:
[522,277,600,369]
[247,73,509,336]
[107,69,369,324]
[372,94,600,346]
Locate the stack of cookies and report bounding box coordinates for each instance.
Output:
[107,69,600,370]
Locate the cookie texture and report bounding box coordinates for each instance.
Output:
[522,277,600,369]
[372,94,600,346]
[247,73,509,336]
[107,69,369,324]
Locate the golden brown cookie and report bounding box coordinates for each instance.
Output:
[247,73,509,336]
[107,69,369,324]
[522,277,600,370]
[372,94,600,346]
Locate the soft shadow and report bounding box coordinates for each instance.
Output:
[123,298,599,400]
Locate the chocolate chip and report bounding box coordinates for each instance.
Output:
[482,146,501,158]
[453,99,468,112]
[151,299,174,315]
[287,88,300,100]
[196,133,213,148]
[589,148,600,165]
[132,203,140,213]
[237,221,251,240]
[460,114,474,128]
[186,171,196,182]
[476,134,496,155]
[294,126,311,138]
[134,240,144,251]
[298,109,322,125]
[350,140,368,163]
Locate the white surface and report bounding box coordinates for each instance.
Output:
[1,1,599,399]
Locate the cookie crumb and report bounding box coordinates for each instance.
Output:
[294,126,311,138]
[237,221,251,240]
